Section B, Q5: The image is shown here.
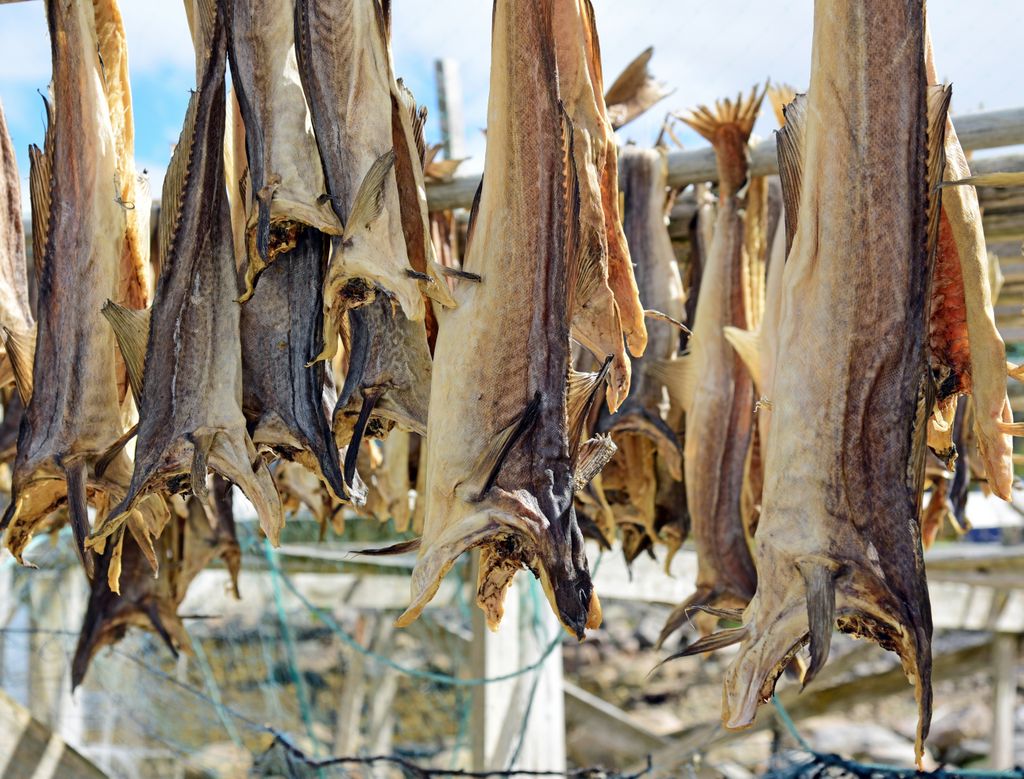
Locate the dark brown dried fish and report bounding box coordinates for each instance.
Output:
[92,3,282,547]
[240,225,350,503]
[72,486,240,687]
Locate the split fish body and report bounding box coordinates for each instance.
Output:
[96,4,283,546]
[240,225,348,503]
[396,0,623,639]
[223,0,342,298]
[719,1,942,761]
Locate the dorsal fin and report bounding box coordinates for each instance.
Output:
[566,357,612,457]
[28,141,52,281]
[463,176,484,260]
[158,90,201,272]
[776,93,807,255]
[101,300,151,406]
[724,326,762,392]
[925,85,953,268]
[395,79,427,166]
[3,326,36,405]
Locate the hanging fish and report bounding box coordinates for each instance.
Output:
[240,226,351,503]
[394,0,631,638]
[294,0,451,365]
[0,100,35,399]
[90,1,283,550]
[221,0,342,299]
[72,484,240,687]
[654,86,765,645]
[693,1,945,764]
[2,0,165,575]
[596,147,683,562]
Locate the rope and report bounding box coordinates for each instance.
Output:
[770,696,1024,779]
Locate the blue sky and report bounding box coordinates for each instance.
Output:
[1,0,1020,211]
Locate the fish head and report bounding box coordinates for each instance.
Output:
[534,500,601,640]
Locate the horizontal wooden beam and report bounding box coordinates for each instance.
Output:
[426,107,1024,211]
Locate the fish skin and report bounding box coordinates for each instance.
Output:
[222,0,342,299]
[397,0,606,639]
[1,0,141,569]
[240,225,349,503]
[294,0,437,359]
[720,1,937,762]
[333,295,432,448]
[662,87,764,643]
[95,4,283,546]
[597,147,683,555]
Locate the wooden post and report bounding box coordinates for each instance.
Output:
[991,633,1018,769]
[434,58,466,161]
[470,563,566,773]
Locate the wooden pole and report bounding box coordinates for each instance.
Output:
[426,106,1024,211]
[990,633,1018,770]
[434,58,466,161]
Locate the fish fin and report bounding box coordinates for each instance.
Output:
[572,434,617,493]
[567,357,612,456]
[436,264,481,283]
[342,150,396,244]
[723,326,762,391]
[158,82,202,271]
[101,301,151,406]
[643,309,689,333]
[457,393,542,501]
[925,85,954,264]
[995,421,1024,436]
[343,390,380,490]
[776,93,807,253]
[190,432,213,499]
[65,461,95,580]
[648,354,695,414]
[3,326,36,405]
[940,171,1024,189]
[659,625,750,668]
[105,526,126,595]
[1008,362,1024,382]
[144,601,183,660]
[355,538,421,556]
[28,137,52,279]
[397,510,505,629]
[796,558,839,688]
[677,83,765,144]
[603,46,672,131]
[93,423,138,480]
[767,82,797,127]
[656,586,715,649]
[463,176,483,259]
[206,431,284,546]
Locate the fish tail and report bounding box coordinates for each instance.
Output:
[677,82,766,146]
